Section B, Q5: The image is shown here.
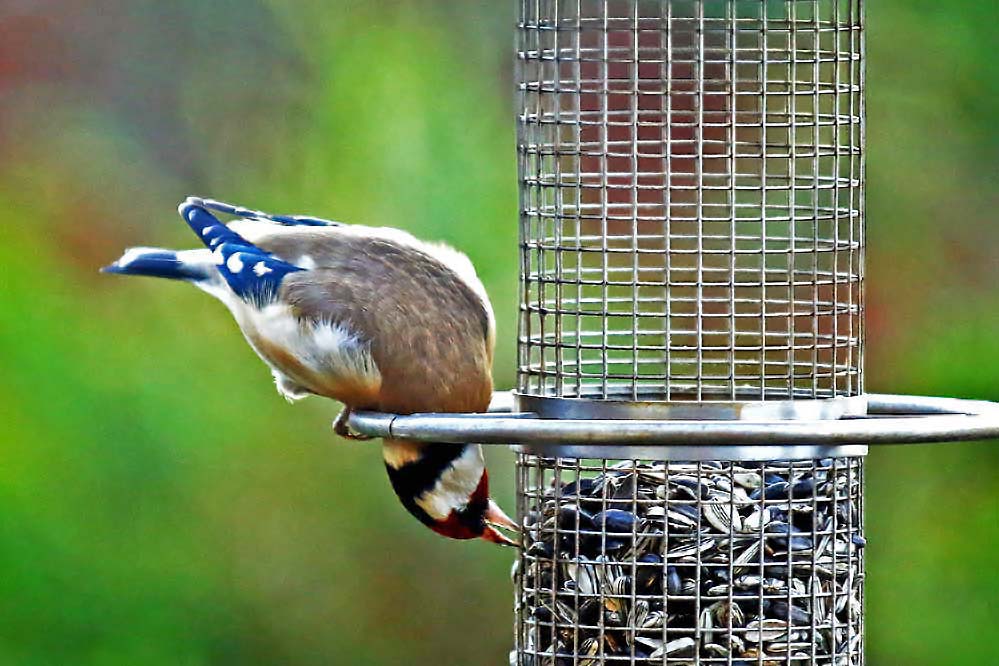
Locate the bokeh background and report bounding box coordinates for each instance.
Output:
[0,1,995,664]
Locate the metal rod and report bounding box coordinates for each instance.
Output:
[347,392,999,453]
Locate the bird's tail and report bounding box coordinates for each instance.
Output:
[102,247,214,282]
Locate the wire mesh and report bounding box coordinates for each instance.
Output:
[516,0,865,404]
[513,455,865,665]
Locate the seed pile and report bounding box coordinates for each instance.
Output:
[514,459,864,665]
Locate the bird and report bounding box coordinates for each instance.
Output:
[103,197,518,546]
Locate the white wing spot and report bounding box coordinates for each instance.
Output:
[226,253,245,273]
[202,226,214,236]
[253,261,273,277]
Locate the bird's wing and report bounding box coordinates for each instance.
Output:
[178,199,305,306]
[191,197,341,227]
[179,197,347,265]
[177,196,359,302]
[185,199,491,335]
[279,258,495,414]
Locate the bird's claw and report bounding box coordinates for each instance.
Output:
[337,427,375,441]
[333,407,374,441]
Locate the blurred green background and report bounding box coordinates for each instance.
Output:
[0,1,995,664]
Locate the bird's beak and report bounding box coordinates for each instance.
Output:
[483,499,520,547]
[482,525,519,547]
[485,499,520,532]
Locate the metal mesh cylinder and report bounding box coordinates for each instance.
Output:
[516,0,864,408]
[513,456,865,665]
[512,2,867,664]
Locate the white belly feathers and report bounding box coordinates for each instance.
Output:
[239,303,381,402]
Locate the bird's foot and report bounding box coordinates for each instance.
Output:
[333,407,374,441]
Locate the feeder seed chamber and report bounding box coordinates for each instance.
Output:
[349,2,999,664]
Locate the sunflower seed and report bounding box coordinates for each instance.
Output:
[517,458,863,664]
[745,619,790,642]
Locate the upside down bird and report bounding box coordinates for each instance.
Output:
[104,197,517,546]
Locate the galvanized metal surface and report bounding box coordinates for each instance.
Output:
[466,1,967,663]
[517,0,865,409]
[515,394,869,421]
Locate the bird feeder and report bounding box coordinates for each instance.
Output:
[349,1,999,664]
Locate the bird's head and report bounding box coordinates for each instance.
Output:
[383,440,518,546]
[426,469,519,545]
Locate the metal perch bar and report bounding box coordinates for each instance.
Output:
[348,392,999,458]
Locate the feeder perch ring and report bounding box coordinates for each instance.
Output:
[346,392,999,461]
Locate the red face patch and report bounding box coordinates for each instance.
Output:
[470,468,490,504]
[430,512,481,540]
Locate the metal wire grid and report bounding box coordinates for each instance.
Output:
[516,0,865,403]
[513,455,865,665]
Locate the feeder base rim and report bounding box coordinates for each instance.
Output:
[514,393,867,421]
